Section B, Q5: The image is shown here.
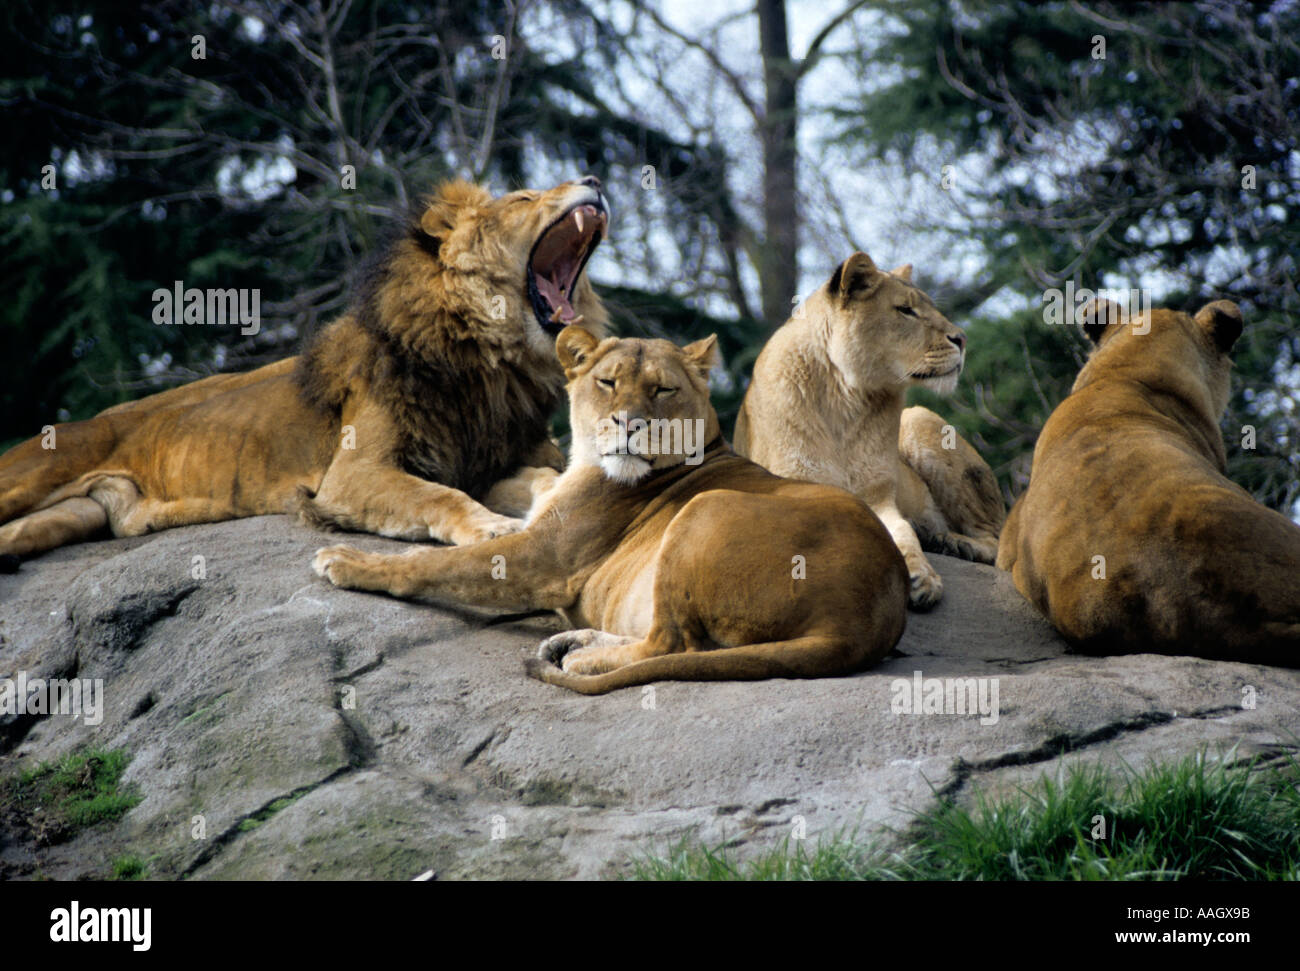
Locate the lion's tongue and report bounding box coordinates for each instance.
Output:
[533,205,607,324]
[536,268,580,322]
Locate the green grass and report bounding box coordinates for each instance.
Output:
[630,751,1300,881]
[2,748,142,836]
[111,853,148,880]
[631,831,880,880]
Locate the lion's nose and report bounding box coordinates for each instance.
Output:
[948,332,966,351]
[576,175,602,191]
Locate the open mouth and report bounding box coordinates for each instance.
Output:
[527,200,608,335]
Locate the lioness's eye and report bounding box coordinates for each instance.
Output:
[654,386,677,397]
[897,305,917,317]
[597,378,615,391]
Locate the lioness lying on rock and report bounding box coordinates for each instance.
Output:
[0,177,608,562]
[734,252,1005,610]
[314,327,909,694]
[997,297,1300,666]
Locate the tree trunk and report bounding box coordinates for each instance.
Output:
[757,0,799,330]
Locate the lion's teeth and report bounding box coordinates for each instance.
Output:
[574,209,584,234]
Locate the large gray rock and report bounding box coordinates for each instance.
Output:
[1,516,1296,879]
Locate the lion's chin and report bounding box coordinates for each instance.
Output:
[600,454,652,485]
[913,366,961,395]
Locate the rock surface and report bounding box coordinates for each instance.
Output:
[1,515,1296,880]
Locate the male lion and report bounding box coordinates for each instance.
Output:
[997,298,1300,666]
[313,327,909,694]
[0,177,609,562]
[734,252,1004,610]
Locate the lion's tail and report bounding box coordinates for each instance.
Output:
[293,485,348,532]
[524,635,884,696]
[0,417,120,525]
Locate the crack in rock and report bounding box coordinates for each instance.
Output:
[331,653,385,683]
[462,729,499,768]
[935,703,1246,801]
[181,767,354,878]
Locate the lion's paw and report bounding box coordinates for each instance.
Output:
[536,630,586,667]
[442,512,524,546]
[535,628,613,669]
[313,545,367,586]
[907,566,944,611]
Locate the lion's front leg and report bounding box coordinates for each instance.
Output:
[313,531,571,612]
[300,402,524,545]
[307,456,523,546]
[873,502,943,610]
[312,546,426,598]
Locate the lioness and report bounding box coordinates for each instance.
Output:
[734,252,1004,609]
[0,178,609,562]
[997,298,1300,665]
[314,327,909,694]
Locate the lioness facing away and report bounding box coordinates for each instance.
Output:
[997,298,1300,666]
[314,327,909,694]
[0,178,609,562]
[734,252,1004,610]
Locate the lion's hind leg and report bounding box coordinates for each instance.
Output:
[0,472,181,561]
[106,491,245,537]
[898,406,1005,564]
[0,417,120,525]
[916,524,999,564]
[482,466,560,519]
[0,497,109,559]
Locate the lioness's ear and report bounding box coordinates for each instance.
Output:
[556,325,601,376]
[890,263,913,283]
[682,334,720,378]
[1079,297,1125,344]
[1194,300,1243,354]
[828,252,882,302]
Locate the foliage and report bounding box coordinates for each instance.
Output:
[1,0,1295,514]
[838,0,1300,508]
[0,0,738,447]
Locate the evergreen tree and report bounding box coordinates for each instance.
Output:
[835,0,1300,513]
